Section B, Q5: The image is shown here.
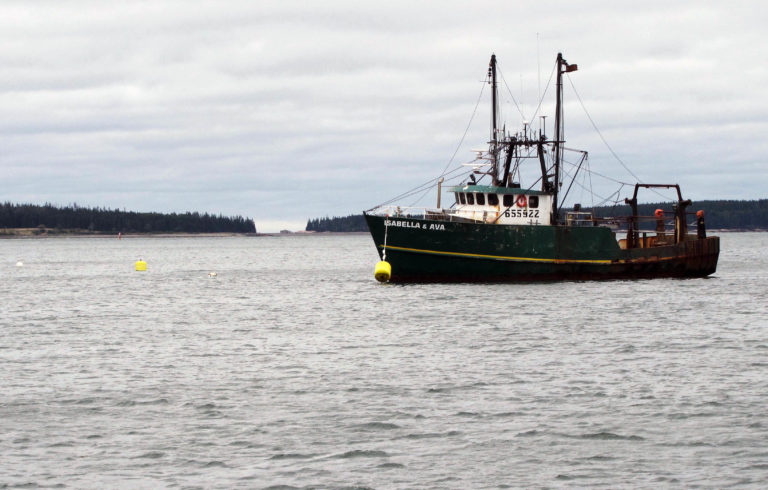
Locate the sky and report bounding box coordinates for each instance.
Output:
[1,1,766,232]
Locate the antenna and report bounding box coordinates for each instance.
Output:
[520,74,524,124]
[537,33,541,133]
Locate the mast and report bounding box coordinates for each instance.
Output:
[489,54,499,186]
[552,52,577,223]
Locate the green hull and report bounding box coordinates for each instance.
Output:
[364,214,719,282]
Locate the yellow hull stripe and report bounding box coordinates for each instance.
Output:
[381,244,614,265]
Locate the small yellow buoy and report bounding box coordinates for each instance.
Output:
[135,259,147,271]
[374,260,391,283]
[208,271,217,277]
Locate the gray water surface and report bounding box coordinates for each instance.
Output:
[2,233,767,488]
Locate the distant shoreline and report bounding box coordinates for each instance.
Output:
[0,228,373,238]
[0,228,259,239]
[0,228,761,239]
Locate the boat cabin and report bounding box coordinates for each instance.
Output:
[448,184,554,226]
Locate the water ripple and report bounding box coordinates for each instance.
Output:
[1,233,766,488]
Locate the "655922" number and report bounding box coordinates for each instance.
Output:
[504,209,539,218]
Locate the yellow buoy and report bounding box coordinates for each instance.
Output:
[135,259,147,271]
[374,260,391,283]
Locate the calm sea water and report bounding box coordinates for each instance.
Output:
[1,232,767,489]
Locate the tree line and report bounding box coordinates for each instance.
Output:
[305,200,768,232]
[306,215,368,232]
[590,199,768,230]
[1,202,256,233]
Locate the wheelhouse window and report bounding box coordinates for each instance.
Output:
[458,193,466,205]
[503,194,514,207]
[466,193,475,205]
[476,193,485,205]
[488,194,499,206]
[528,196,539,208]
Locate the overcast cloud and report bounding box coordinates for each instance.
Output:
[1,1,766,231]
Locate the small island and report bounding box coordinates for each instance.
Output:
[305,215,368,232]
[1,202,256,236]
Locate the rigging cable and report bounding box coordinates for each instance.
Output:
[529,61,557,126]
[566,74,641,183]
[586,156,595,209]
[406,72,489,207]
[368,70,490,211]
[567,74,678,202]
[560,158,620,206]
[571,162,632,186]
[369,164,470,212]
[497,65,526,122]
[559,152,588,207]
[566,74,674,200]
[565,75,677,203]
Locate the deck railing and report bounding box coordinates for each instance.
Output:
[369,205,703,233]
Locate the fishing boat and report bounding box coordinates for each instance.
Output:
[364,53,719,282]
